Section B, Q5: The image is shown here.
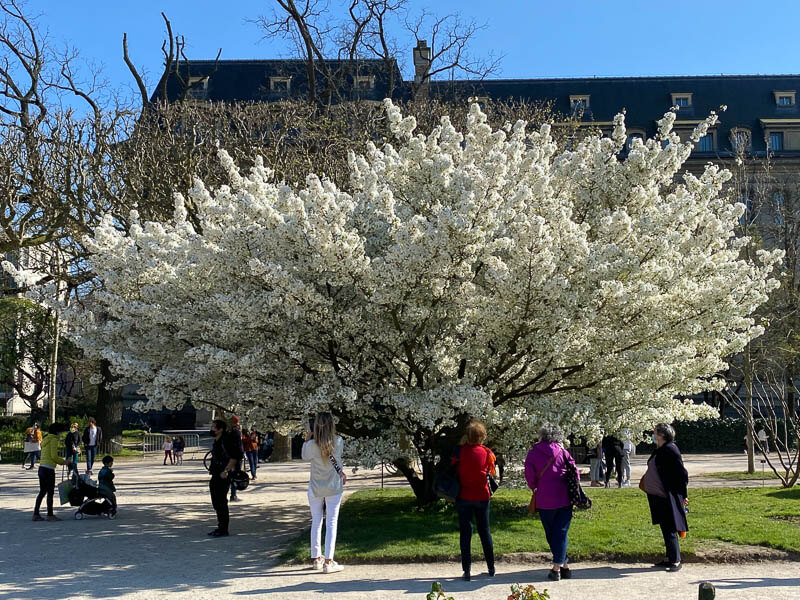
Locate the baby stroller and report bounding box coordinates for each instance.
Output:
[68,474,116,520]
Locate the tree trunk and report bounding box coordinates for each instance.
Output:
[745,342,755,473]
[272,432,292,462]
[48,313,59,423]
[96,359,123,455]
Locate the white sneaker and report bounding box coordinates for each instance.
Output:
[312,558,324,571]
[323,561,344,574]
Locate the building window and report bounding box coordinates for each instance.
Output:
[270,77,291,93]
[769,132,784,151]
[354,75,375,91]
[670,93,693,109]
[731,128,751,152]
[569,95,590,116]
[697,133,713,152]
[186,77,209,100]
[773,90,796,106]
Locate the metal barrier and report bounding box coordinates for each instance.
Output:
[141,433,202,460]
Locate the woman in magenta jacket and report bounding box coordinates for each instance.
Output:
[525,425,576,581]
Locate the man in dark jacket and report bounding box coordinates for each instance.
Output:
[82,417,103,475]
[602,435,624,488]
[207,419,243,537]
[228,417,245,501]
[65,423,82,476]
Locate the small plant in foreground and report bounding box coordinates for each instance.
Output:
[426,582,454,600]
[507,583,551,600]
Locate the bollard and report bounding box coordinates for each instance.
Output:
[698,582,715,599]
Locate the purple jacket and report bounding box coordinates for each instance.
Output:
[524,441,575,510]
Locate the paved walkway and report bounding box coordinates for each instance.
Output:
[0,453,796,599]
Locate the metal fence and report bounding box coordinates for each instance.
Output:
[141,433,202,460]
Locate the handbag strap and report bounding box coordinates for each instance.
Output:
[536,450,559,483]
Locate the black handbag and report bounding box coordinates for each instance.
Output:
[487,473,499,496]
[434,446,462,503]
[564,458,592,510]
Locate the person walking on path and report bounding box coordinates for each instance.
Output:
[621,433,634,487]
[588,441,604,487]
[32,423,71,521]
[229,418,245,501]
[525,425,576,582]
[173,435,185,465]
[641,422,689,573]
[207,419,243,537]
[243,426,259,480]
[65,423,81,477]
[82,417,103,475]
[23,423,42,470]
[453,419,496,582]
[602,435,624,488]
[162,436,174,465]
[302,412,347,574]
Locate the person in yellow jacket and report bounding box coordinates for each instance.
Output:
[33,423,72,521]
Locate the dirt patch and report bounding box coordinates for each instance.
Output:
[769,515,800,524]
[693,539,797,563]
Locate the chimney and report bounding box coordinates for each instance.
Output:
[413,39,431,99]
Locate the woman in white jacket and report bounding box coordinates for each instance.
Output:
[302,412,346,573]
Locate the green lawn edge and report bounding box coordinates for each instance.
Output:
[281,486,800,564]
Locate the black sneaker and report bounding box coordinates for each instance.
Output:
[209,530,229,537]
[666,563,682,572]
[487,566,495,577]
[560,566,572,579]
[462,572,470,581]
[547,569,561,581]
[653,560,671,568]
[207,529,220,536]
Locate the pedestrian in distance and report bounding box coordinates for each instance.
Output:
[32,423,71,521]
[23,423,42,470]
[97,455,118,515]
[229,417,245,501]
[525,424,577,581]
[640,423,689,573]
[207,419,243,537]
[588,440,604,487]
[163,436,174,465]
[82,417,103,475]
[302,412,347,574]
[242,426,259,480]
[602,435,624,488]
[173,435,185,465]
[453,419,496,582]
[621,432,634,487]
[65,423,81,477]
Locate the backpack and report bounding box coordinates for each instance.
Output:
[434,447,462,503]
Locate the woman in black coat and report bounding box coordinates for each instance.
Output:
[642,423,688,572]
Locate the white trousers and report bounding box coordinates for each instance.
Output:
[308,489,343,560]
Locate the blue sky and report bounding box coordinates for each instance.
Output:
[30,0,800,98]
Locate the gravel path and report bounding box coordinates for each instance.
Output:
[0,453,796,599]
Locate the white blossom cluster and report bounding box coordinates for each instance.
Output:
[40,100,781,468]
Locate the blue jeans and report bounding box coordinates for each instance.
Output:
[28,450,41,468]
[456,498,494,574]
[246,450,258,477]
[538,505,573,566]
[67,453,80,475]
[86,446,98,471]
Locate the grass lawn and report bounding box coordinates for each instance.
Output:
[282,486,800,564]
[706,470,780,481]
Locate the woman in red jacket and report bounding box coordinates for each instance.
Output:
[454,419,496,581]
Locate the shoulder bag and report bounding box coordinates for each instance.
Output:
[563,452,592,510]
[528,452,558,515]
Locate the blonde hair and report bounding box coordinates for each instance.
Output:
[461,419,487,446]
[313,412,336,460]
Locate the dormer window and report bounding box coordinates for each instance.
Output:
[670,93,692,109]
[270,76,291,93]
[569,95,590,116]
[354,75,375,91]
[774,91,796,106]
[730,127,752,152]
[186,76,209,100]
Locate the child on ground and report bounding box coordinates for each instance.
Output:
[163,436,174,465]
[98,455,117,514]
[173,435,185,465]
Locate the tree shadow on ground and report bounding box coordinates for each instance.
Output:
[238,564,657,596]
[0,497,307,600]
[693,575,800,590]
